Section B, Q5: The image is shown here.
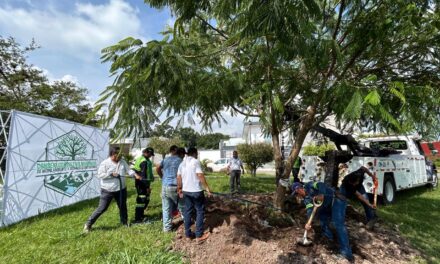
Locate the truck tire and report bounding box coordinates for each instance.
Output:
[383,176,396,204]
[430,174,438,189]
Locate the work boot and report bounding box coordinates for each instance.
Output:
[196,232,210,244]
[185,232,196,241]
[83,224,91,234]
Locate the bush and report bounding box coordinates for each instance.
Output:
[148,137,184,159]
[237,143,273,177]
[201,159,213,173]
[302,143,336,156]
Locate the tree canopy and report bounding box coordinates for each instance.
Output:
[98,0,440,205]
[0,36,97,125]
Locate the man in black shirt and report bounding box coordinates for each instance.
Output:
[340,166,377,227]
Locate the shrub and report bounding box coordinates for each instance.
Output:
[237,143,273,177]
[302,143,336,157]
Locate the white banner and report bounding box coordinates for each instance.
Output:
[1,111,109,226]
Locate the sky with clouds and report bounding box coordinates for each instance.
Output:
[0,0,245,136]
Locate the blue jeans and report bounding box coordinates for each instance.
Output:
[183,191,205,238]
[162,185,185,232]
[333,188,353,259]
[358,185,376,222]
[318,206,334,240]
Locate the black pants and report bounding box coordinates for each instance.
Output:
[230,170,241,192]
[135,179,151,222]
[86,188,127,226]
[292,168,300,182]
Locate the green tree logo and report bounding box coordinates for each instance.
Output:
[55,134,87,160]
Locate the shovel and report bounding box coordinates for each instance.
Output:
[297,196,323,246]
[373,176,379,208]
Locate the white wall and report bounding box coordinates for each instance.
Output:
[199,150,221,162]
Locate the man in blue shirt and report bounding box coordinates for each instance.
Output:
[292,181,353,262]
[157,145,185,232]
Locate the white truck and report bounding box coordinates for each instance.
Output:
[301,130,437,204]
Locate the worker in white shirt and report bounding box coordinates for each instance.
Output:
[227,151,245,193]
[84,147,130,233]
[177,147,212,243]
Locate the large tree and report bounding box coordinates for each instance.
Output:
[197,133,230,149]
[0,36,97,125]
[98,0,440,207]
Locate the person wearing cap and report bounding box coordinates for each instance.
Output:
[292,181,353,262]
[157,145,185,232]
[132,147,155,223]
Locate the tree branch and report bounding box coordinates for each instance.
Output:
[195,14,228,39]
[230,105,259,117]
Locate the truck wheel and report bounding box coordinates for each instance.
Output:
[383,178,396,204]
[430,174,438,189]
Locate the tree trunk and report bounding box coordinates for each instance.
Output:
[272,132,283,186]
[274,106,316,209]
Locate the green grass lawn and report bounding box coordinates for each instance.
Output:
[0,173,439,263]
[0,174,274,264]
[378,186,440,263]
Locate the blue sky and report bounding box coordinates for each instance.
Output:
[0,0,244,136]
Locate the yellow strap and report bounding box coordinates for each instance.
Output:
[306,203,313,209]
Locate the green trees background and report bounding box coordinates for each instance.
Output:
[0,37,97,125]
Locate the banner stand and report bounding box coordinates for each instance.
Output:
[0,110,109,227]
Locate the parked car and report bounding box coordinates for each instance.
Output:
[207,158,230,172]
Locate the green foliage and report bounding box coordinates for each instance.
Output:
[150,124,176,138]
[237,143,274,177]
[0,37,97,125]
[197,133,230,149]
[98,0,440,183]
[173,127,199,148]
[121,153,135,165]
[148,137,184,159]
[201,158,213,173]
[302,143,336,157]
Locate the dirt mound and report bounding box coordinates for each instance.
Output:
[172,193,420,264]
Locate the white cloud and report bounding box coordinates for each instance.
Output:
[60,74,80,84]
[0,0,143,61]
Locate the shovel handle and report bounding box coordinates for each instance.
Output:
[373,176,378,207]
[306,205,319,226]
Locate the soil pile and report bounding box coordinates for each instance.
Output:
[172,193,420,264]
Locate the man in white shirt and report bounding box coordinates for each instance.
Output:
[84,147,130,232]
[177,147,212,243]
[227,151,245,193]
